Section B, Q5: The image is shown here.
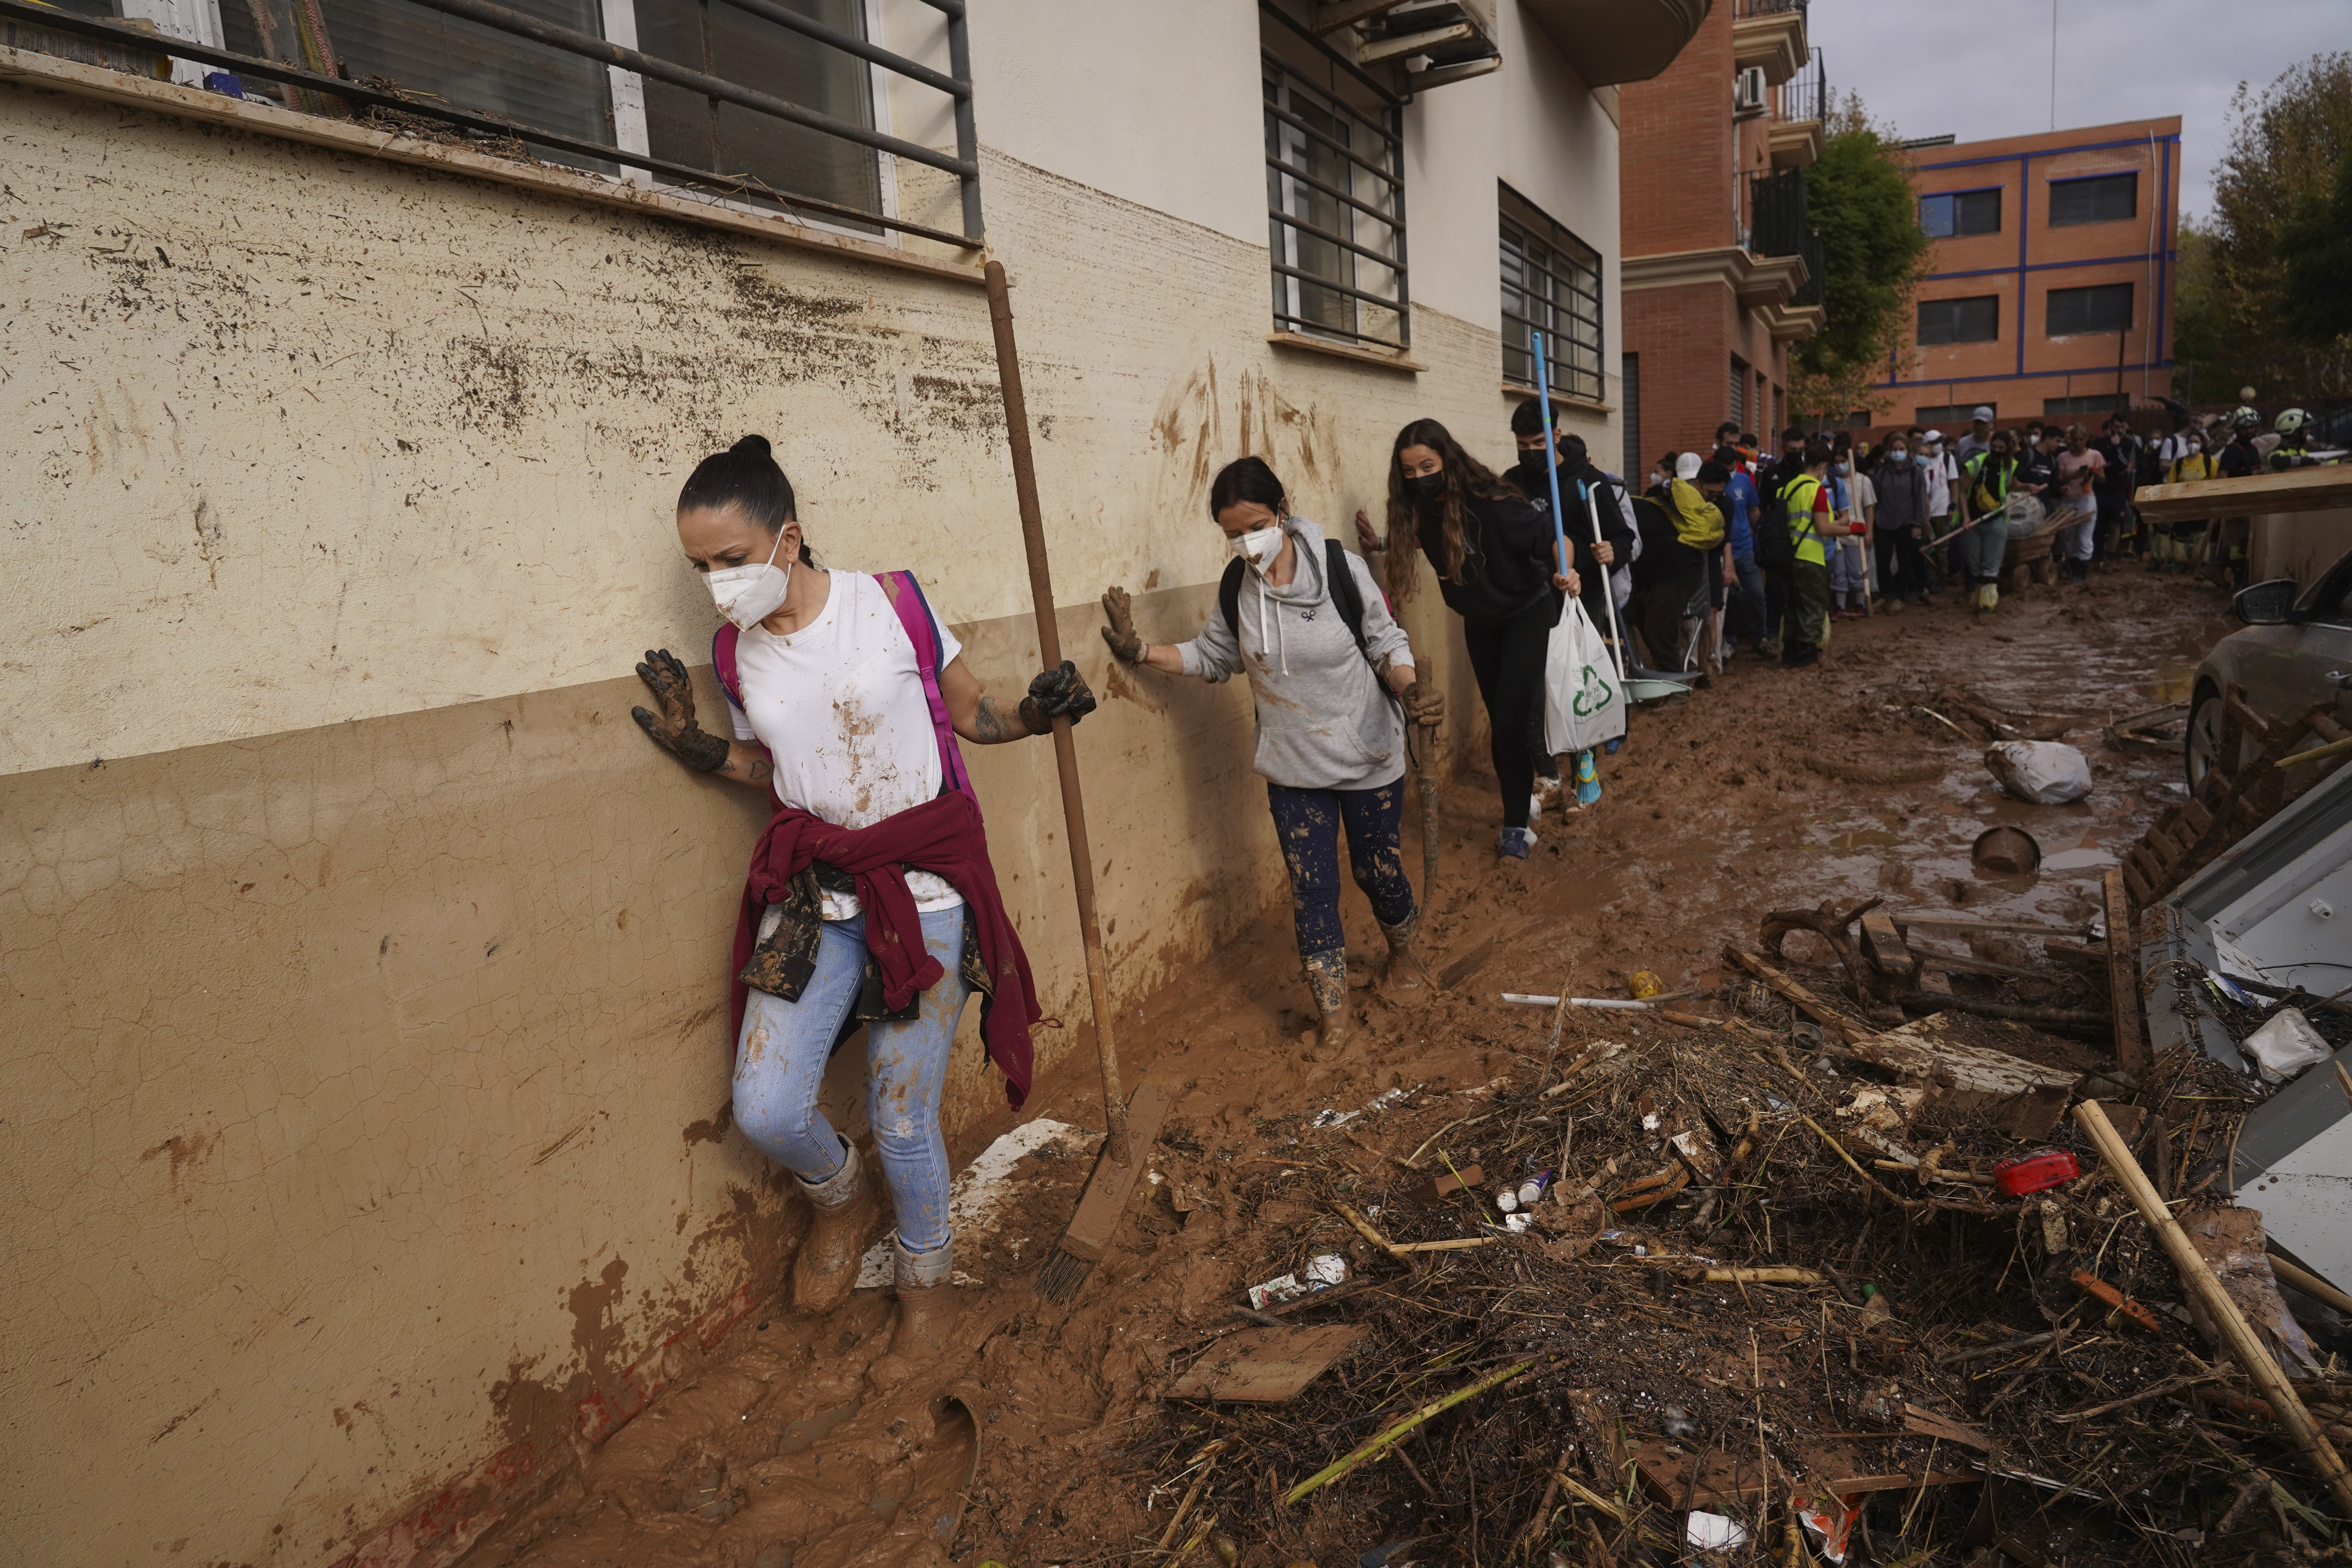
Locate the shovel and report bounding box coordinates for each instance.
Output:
[982,261,1169,1304]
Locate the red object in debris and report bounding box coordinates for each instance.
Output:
[1995,1149,2080,1196]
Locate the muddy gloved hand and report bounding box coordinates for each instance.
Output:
[1099,586,1145,664]
[1400,679,1444,729]
[631,648,731,772]
[1018,660,1097,735]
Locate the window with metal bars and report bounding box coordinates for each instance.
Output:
[1499,183,1602,401]
[1264,52,1407,351]
[1729,354,1749,432]
[10,0,982,247]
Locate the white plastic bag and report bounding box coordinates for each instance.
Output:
[2243,1007,2331,1083]
[1984,740,2092,804]
[1544,596,1627,756]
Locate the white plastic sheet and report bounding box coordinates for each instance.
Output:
[1984,740,2094,804]
[2245,1007,2332,1083]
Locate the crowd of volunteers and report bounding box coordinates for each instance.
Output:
[619,394,2331,1376]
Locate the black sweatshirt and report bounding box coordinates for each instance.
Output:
[1414,487,1561,628]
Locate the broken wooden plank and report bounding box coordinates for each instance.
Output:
[2103,869,2147,1072]
[1168,1325,1365,1401]
[1724,946,1874,1046]
[1860,909,1916,980]
[1848,1013,2081,1096]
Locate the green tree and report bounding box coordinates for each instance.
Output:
[1792,97,1931,420]
[2174,53,2352,401]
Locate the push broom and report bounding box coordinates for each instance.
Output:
[982,261,1169,1303]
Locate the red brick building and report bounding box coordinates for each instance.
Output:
[1887,116,2182,426]
[1617,0,1826,474]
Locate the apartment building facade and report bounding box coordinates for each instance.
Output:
[1616,0,1825,472]
[1887,116,2182,426]
[0,2,1706,1562]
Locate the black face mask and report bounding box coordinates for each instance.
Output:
[1407,472,1446,501]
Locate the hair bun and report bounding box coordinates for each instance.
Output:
[730,434,773,460]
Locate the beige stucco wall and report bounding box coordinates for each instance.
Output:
[2252,509,2352,590]
[0,14,1622,1563]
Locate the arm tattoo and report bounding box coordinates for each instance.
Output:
[973,695,1013,744]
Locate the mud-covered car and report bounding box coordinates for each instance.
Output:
[2187,546,2352,789]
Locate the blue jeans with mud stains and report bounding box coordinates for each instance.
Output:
[1267,778,1417,964]
[732,907,968,1254]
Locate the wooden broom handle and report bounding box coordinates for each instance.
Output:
[2074,1100,2352,1517]
[983,260,1130,1168]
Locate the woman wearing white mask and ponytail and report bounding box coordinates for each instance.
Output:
[1097,456,1443,1057]
[628,435,1092,1384]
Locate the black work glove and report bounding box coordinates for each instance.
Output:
[1018,660,1097,735]
[630,649,731,773]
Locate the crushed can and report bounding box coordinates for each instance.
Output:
[1994,1148,2080,1197]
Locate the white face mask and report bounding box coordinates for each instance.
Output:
[1229,523,1285,574]
[704,526,793,630]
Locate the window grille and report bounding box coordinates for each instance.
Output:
[1913,402,1992,425]
[1264,51,1408,352]
[1499,184,1602,402]
[1729,354,1749,431]
[2048,172,2136,227]
[1917,294,2000,345]
[2047,282,2132,336]
[0,0,982,246]
[2043,394,2130,416]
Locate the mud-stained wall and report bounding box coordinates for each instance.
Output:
[0,44,1620,1567]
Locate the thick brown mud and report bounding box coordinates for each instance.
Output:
[454,568,2233,1568]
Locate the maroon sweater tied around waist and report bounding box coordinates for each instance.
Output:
[728,789,1040,1107]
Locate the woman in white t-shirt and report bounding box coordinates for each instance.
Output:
[629,436,1092,1377]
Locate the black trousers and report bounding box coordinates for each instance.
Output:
[1464,597,1558,830]
[1762,562,1790,647]
[1630,567,1702,670]
[1873,526,1930,600]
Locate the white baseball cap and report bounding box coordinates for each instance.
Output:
[1971,405,1995,422]
[1674,452,1702,481]
[1921,428,1944,445]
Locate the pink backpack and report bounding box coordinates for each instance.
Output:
[713,569,978,808]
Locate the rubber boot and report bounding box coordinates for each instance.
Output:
[867,1234,957,1389]
[789,1137,878,1318]
[1375,915,1433,1005]
[1300,950,1352,1059]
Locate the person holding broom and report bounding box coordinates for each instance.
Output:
[1098,456,1443,1058]
[627,435,1092,1380]
[1376,419,1580,860]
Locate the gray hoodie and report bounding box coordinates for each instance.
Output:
[1176,515,1413,791]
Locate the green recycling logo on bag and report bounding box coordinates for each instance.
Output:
[1570,662,1615,718]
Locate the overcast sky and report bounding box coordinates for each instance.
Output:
[1803,0,2336,222]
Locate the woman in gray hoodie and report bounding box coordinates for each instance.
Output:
[1098,457,1445,1056]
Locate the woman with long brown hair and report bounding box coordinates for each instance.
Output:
[1379,418,1577,860]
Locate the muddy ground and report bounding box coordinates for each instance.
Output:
[457,567,2246,1568]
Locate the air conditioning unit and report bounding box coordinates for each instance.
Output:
[1734,67,1766,115]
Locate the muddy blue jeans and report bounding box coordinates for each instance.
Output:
[733,907,968,1252]
[1268,778,1417,964]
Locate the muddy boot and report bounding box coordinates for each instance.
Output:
[789,1137,879,1317]
[1375,916,1433,1005]
[867,1235,957,1389]
[1300,950,1352,1059]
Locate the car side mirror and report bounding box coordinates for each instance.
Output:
[2233,579,2298,625]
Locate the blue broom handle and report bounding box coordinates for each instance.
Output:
[1531,330,1571,577]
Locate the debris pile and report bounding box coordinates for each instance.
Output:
[1122,966,2350,1566]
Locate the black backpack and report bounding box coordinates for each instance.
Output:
[1752,480,1795,570]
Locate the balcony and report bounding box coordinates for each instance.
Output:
[1732,0,1806,86]
[1516,0,1709,87]
[1769,44,1825,169]
[1748,168,1826,338]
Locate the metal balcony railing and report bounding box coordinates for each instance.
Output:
[1748,169,1825,308]
[0,0,983,247]
[1775,45,1824,126]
